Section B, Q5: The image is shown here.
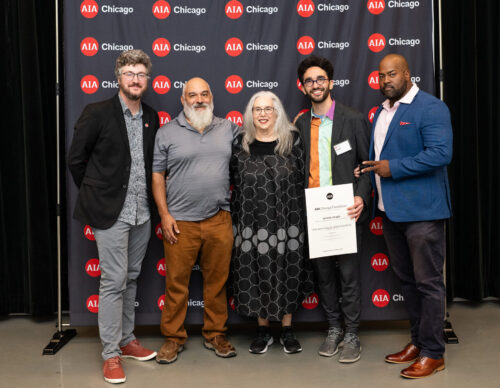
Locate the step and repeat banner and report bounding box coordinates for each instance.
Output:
[65,0,435,325]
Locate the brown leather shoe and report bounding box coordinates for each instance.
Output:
[156,340,184,364]
[401,356,445,378]
[385,343,420,364]
[204,335,237,358]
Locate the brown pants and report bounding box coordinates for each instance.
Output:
[160,210,233,344]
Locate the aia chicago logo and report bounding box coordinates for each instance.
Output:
[158,111,171,126]
[302,292,319,309]
[367,0,385,15]
[81,75,99,94]
[155,223,163,239]
[157,258,166,277]
[152,0,171,19]
[80,0,98,18]
[297,36,315,55]
[368,106,378,123]
[225,38,244,57]
[226,111,243,126]
[86,295,99,313]
[297,0,315,17]
[372,289,390,308]
[368,33,386,52]
[296,78,304,92]
[83,225,95,241]
[228,296,236,311]
[153,75,171,94]
[80,37,98,56]
[157,294,165,310]
[368,70,380,90]
[152,38,171,57]
[225,75,244,94]
[85,258,101,277]
[371,253,389,271]
[370,216,383,235]
[225,0,244,19]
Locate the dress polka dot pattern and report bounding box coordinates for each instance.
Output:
[230,133,314,321]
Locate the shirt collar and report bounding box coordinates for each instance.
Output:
[382,83,419,110]
[311,99,335,121]
[118,93,143,118]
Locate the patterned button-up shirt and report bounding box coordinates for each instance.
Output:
[117,95,150,225]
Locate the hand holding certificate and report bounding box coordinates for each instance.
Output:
[305,183,357,259]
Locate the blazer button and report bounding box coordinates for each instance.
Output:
[122,184,127,189]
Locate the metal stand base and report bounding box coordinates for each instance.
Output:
[443,313,459,344]
[43,329,77,355]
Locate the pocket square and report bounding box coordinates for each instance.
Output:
[400,121,411,126]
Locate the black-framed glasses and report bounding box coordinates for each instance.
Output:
[252,106,275,115]
[121,71,149,81]
[303,77,328,87]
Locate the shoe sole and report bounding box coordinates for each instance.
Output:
[121,351,157,361]
[249,337,274,354]
[318,341,342,357]
[338,346,362,363]
[385,357,418,364]
[104,376,126,384]
[279,338,302,354]
[204,341,237,358]
[156,345,183,364]
[400,365,445,379]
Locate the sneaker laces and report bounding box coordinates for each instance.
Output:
[282,328,296,341]
[343,333,359,348]
[327,327,343,339]
[106,357,122,370]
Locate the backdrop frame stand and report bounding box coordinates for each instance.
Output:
[43,0,77,355]
[438,0,458,345]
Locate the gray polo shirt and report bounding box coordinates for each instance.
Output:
[153,112,239,221]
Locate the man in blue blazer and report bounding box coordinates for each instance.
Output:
[362,54,452,379]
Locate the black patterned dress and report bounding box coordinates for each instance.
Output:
[230,132,314,321]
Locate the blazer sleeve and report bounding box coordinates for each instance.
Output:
[353,114,372,205]
[68,105,101,188]
[389,100,453,180]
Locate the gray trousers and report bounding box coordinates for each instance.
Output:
[312,223,363,333]
[93,219,151,360]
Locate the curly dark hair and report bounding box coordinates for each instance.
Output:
[297,55,334,83]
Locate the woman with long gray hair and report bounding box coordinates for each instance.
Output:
[230,91,313,355]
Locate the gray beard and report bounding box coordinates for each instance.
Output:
[184,102,214,130]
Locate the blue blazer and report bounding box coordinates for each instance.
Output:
[369,89,453,222]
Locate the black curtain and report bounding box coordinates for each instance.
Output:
[1,1,498,315]
[1,0,66,315]
[442,0,500,300]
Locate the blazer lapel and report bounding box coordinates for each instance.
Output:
[382,103,411,152]
[330,104,344,171]
[112,94,130,155]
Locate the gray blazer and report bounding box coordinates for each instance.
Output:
[295,102,372,222]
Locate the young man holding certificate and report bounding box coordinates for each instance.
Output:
[295,55,371,363]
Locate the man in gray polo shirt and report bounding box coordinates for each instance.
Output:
[152,77,239,363]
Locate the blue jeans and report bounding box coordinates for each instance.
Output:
[382,214,446,359]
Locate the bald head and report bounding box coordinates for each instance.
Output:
[378,54,412,106]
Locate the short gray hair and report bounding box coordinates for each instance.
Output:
[242,91,297,157]
[114,49,152,78]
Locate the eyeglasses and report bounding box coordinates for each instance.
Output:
[303,77,328,88]
[121,71,149,81]
[252,106,275,115]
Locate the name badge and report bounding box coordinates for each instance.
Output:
[334,140,352,156]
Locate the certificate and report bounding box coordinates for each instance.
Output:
[305,183,357,259]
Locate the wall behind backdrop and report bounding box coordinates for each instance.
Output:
[1,0,498,317]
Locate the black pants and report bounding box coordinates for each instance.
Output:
[382,213,446,359]
[312,223,363,333]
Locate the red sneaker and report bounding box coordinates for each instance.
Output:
[120,339,157,361]
[103,356,126,384]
